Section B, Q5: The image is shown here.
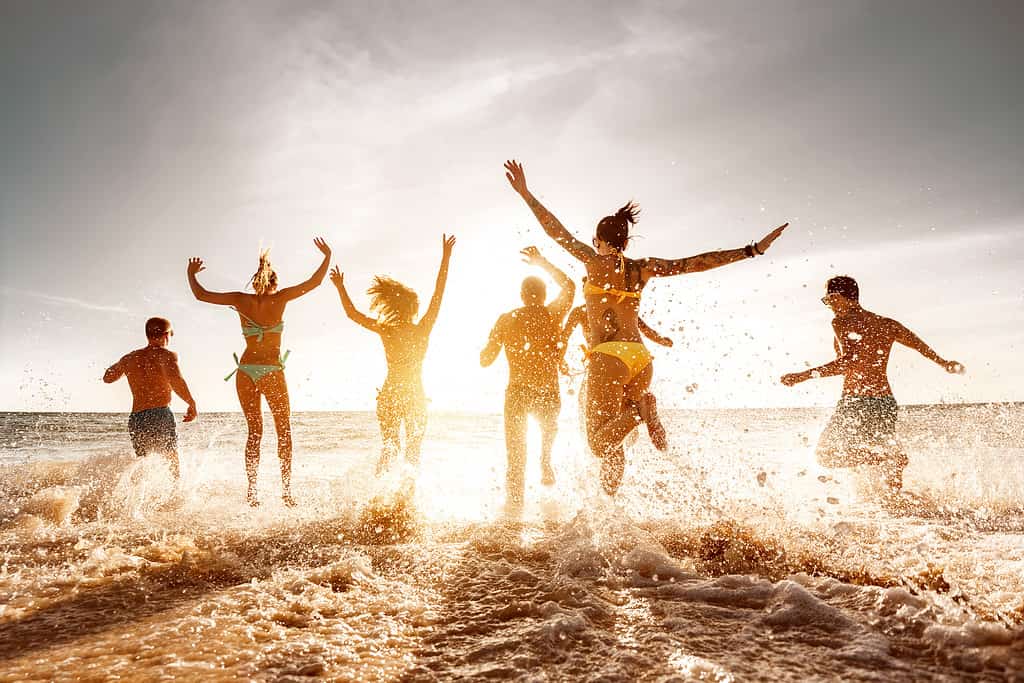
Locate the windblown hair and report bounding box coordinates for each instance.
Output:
[368,276,419,325]
[249,249,278,295]
[595,201,640,252]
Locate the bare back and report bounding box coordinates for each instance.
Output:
[832,308,900,397]
[378,321,431,390]
[119,347,178,413]
[232,294,288,365]
[495,306,562,388]
[583,255,645,344]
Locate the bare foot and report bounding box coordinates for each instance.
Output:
[638,393,668,452]
[282,493,297,508]
[247,489,260,508]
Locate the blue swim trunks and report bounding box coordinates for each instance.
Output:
[127,406,178,457]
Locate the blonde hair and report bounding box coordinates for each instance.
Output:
[368,276,419,325]
[249,249,278,295]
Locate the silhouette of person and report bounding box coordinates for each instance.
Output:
[331,234,455,474]
[187,237,331,506]
[505,159,786,494]
[103,317,197,479]
[781,275,963,494]
[480,246,575,509]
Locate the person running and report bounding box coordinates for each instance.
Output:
[187,237,331,507]
[781,275,963,494]
[504,159,786,495]
[330,234,455,474]
[480,246,575,508]
[103,317,197,479]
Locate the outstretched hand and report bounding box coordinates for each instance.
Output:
[943,360,965,375]
[187,258,205,277]
[329,265,343,288]
[780,371,806,387]
[504,159,528,195]
[520,245,546,266]
[756,223,788,254]
[314,237,331,257]
[442,233,456,257]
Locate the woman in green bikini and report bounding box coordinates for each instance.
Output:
[330,234,455,475]
[187,237,331,506]
[505,159,786,495]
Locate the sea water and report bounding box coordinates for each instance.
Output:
[1,404,1022,681]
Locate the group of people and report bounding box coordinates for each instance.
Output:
[104,160,963,509]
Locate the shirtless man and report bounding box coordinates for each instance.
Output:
[480,247,575,507]
[103,317,197,478]
[781,276,963,493]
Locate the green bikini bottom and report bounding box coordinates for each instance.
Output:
[225,350,290,383]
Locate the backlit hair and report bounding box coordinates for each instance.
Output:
[250,249,278,295]
[827,275,859,301]
[145,317,171,339]
[368,276,419,325]
[595,201,640,252]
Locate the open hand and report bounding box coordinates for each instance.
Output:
[504,159,528,195]
[943,360,965,374]
[756,223,788,254]
[187,258,205,277]
[442,233,456,257]
[314,237,331,257]
[520,246,546,266]
[329,265,343,288]
[184,403,197,422]
[780,371,805,387]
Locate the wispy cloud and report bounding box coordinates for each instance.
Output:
[1,286,130,314]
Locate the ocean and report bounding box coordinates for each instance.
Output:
[1,404,1022,681]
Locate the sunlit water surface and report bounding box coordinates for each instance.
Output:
[1,404,1022,681]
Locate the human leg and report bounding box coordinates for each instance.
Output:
[504,386,529,506]
[585,354,638,495]
[262,372,294,506]
[236,374,264,505]
[376,388,402,474]
[403,392,428,467]
[534,387,561,486]
[624,363,665,451]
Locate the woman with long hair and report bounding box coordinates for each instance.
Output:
[330,234,455,473]
[187,237,331,506]
[504,160,786,495]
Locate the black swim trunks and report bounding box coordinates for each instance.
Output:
[816,396,907,469]
[127,406,178,457]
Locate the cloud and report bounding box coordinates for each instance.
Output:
[1,286,129,314]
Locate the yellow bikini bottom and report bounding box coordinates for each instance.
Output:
[588,341,652,382]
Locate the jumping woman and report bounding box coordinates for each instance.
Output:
[504,160,786,495]
[330,234,455,474]
[187,237,331,507]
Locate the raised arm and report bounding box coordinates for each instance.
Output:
[103,356,127,383]
[329,266,379,332]
[521,246,576,321]
[187,258,246,306]
[480,315,506,368]
[504,160,594,263]
[277,237,331,301]
[894,321,963,373]
[164,351,197,422]
[642,223,788,278]
[418,234,456,334]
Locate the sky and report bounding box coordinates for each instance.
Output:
[1,0,1022,413]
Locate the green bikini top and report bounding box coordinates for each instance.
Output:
[237,311,284,342]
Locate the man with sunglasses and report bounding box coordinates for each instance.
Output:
[781,276,963,495]
[103,317,197,478]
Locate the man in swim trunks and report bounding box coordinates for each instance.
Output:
[103,317,197,479]
[481,247,575,508]
[781,276,963,494]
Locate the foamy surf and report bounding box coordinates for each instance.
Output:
[1,406,1022,680]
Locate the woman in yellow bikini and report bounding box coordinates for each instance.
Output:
[330,234,455,474]
[504,159,786,494]
[187,237,331,507]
